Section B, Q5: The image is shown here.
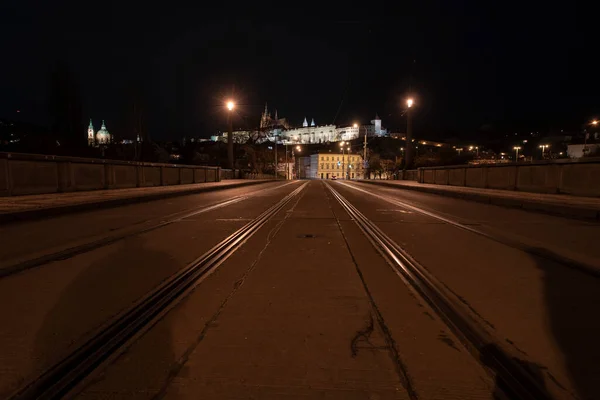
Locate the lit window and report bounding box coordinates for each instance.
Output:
[320,164,324,169]
[321,156,324,161]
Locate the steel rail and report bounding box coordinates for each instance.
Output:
[338,180,599,278]
[9,182,307,400]
[326,182,552,400]
[0,180,299,279]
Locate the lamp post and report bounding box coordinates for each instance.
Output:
[539,144,549,159]
[339,141,346,179]
[404,98,414,170]
[294,145,301,179]
[226,100,235,173]
[513,146,521,162]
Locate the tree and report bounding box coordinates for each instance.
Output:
[369,153,383,179]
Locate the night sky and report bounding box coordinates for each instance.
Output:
[1,0,597,141]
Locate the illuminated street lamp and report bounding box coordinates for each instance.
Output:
[592,120,598,126]
[339,141,347,179]
[539,144,549,159]
[225,100,235,172]
[353,123,358,128]
[292,145,301,179]
[513,146,521,161]
[405,98,414,170]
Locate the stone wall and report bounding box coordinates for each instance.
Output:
[0,152,220,197]
[419,159,600,197]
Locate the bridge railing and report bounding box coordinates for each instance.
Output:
[0,152,220,197]
[417,158,600,197]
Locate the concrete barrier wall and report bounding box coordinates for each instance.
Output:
[448,168,466,186]
[418,158,600,197]
[0,152,220,197]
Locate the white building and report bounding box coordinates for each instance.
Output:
[219,105,387,145]
[567,143,600,158]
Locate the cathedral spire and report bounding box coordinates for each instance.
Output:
[303,117,308,127]
[275,109,278,121]
[310,118,315,127]
[264,102,268,115]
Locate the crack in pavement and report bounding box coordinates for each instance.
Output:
[326,184,419,400]
[150,190,307,400]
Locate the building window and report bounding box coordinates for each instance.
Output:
[320,164,324,169]
[337,164,339,169]
[326,164,329,169]
[352,173,355,178]
[326,156,329,161]
[337,157,340,161]
[321,156,324,161]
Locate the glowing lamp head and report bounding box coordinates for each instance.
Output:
[296,145,301,151]
[226,101,234,111]
[353,123,358,128]
[593,120,598,126]
[407,98,414,108]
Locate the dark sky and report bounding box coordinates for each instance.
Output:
[1,0,597,141]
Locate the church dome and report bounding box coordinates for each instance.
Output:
[96,120,110,144]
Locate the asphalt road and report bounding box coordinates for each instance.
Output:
[1,180,598,399]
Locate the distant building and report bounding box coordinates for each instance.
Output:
[220,105,387,145]
[567,143,600,158]
[87,119,112,147]
[309,152,365,179]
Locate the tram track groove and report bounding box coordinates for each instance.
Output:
[0,180,299,279]
[8,182,308,400]
[325,181,552,400]
[338,180,600,278]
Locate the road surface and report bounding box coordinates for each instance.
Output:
[1,180,598,399]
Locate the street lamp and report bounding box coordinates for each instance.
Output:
[539,144,549,159]
[292,145,301,179]
[339,141,346,179]
[225,100,235,173]
[405,98,414,170]
[353,123,358,128]
[513,146,521,161]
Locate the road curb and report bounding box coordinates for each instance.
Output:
[359,180,600,221]
[0,180,273,224]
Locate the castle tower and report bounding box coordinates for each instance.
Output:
[87,119,95,146]
[260,102,271,129]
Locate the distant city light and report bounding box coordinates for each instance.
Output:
[592,120,598,125]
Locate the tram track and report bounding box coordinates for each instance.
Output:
[325,181,552,400]
[0,180,299,279]
[8,182,307,400]
[337,180,600,278]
